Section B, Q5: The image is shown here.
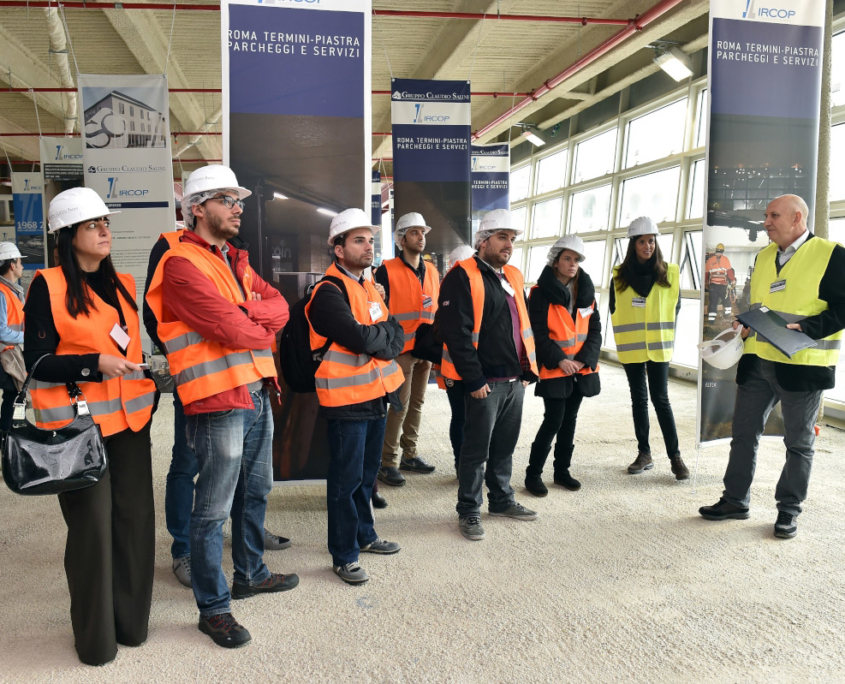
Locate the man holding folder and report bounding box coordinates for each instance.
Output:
[699,194,845,539]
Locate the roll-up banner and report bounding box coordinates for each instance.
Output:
[391,79,471,252]
[222,0,372,482]
[78,73,175,332]
[39,137,84,268]
[471,143,510,235]
[697,0,825,446]
[372,169,383,265]
[11,172,46,290]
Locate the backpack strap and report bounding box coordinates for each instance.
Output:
[313,274,350,360]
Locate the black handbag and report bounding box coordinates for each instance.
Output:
[1,355,108,496]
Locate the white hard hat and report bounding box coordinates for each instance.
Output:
[547,235,586,266]
[396,212,432,235]
[328,208,380,247]
[449,244,475,265]
[0,242,25,261]
[627,216,659,239]
[478,208,523,236]
[48,187,120,233]
[698,327,744,370]
[183,165,252,200]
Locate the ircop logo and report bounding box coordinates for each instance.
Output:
[107,177,149,199]
[743,0,796,20]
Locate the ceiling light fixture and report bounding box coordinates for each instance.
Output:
[317,208,338,216]
[273,192,288,200]
[516,123,546,147]
[652,45,693,82]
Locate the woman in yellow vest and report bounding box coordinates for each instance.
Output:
[0,241,26,431]
[610,217,688,480]
[23,187,158,666]
[526,236,601,496]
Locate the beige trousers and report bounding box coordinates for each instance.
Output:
[381,351,432,467]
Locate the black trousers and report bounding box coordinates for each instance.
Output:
[57,422,155,666]
[527,390,584,477]
[622,361,679,458]
[0,369,18,432]
[446,381,467,468]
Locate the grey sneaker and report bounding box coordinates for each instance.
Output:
[489,502,538,521]
[263,528,291,550]
[774,511,798,539]
[172,555,192,588]
[459,515,485,540]
[333,561,369,584]
[360,537,401,554]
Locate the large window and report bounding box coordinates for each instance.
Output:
[833,31,845,108]
[510,166,531,202]
[618,166,681,226]
[832,124,845,202]
[624,99,687,168]
[695,89,708,148]
[569,185,611,233]
[581,240,608,284]
[510,206,527,237]
[531,197,563,239]
[527,245,550,283]
[535,150,568,195]
[687,159,706,219]
[573,129,616,183]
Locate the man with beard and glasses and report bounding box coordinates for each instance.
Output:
[306,209,405,584]
[374,212,440,488]
[439,209,539,541]
[146,165,298,649]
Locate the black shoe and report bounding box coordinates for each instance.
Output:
[524,473,548,497]
[774,511,798,539]
[699,498,750,521]
[669,455,690,481]
[231,572,300,600]
[377,466,406,487]
[198,613,251,649]
[627,452,654,474]
[399,456,436,473]
[553,470,581,491]
[372,490,388,509]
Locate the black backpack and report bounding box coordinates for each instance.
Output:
[279,275,347,393]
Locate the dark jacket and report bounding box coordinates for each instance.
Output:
[308,272,405,420]
[530,265,601,400]
[439,256,537,392]
[737,235,845,392]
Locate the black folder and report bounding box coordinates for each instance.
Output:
[736,307,817,359]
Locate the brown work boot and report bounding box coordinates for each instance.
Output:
[669,455,690,480]
[627,452,653,474]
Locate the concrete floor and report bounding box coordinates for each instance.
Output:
[1,362,845,684]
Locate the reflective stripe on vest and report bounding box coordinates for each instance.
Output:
[440,258,538,381]
[743,238,842,367]
[28,268,157,436]
[145,240,276,405]
[306,263,405,408]
[610,263,679,363]
[382,257,440,354]
[532,287,599,381]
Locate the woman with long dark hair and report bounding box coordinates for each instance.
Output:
[23,187,158,666]
[609,216,688,480]
[525,235,601,496]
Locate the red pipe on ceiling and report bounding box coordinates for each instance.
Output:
[4,158,220,164]
[5,88,524,98]
[0,131,220,136]
[471,0,688,141]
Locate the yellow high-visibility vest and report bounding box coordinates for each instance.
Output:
[611,263,679,363]
[744,237,842,367]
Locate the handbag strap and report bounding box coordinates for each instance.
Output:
[14,354,88,415]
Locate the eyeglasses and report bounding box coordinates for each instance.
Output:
[207,195,244,211]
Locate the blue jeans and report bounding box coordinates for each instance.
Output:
[165,393,197,560]
[187,388,273,618]
[326,417,385,566]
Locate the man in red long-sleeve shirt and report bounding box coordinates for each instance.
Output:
[146,165,297,649]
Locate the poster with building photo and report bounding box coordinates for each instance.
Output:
[699,0,825,444]
[222,0,372,481]
[79,73,175,336]
[11,172,46,291]
[39,136,84,268]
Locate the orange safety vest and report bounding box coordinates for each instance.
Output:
[532,287,599,381]
[382,257,440,354]
[28,268,157,437]
[145,241,277,405]
[306,263,404,408]
[0,279,24,352]
[161,228,185,248]
[705,255,731,285]
[440,257,538,381]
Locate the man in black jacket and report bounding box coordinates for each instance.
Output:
[439,209,538,541]
[700,195,845,539]
[307,208,405,583]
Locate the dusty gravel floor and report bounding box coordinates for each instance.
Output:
[1,362,845,684]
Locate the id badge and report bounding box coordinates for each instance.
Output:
[632,297,646,308]
[770,279,786,294]
[500,279,516,297]
[369,301,383,322]
[110,323,130,351]
[578,306,594,318]
[422,295,433,308]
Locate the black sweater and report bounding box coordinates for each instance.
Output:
[529,266,602,399]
